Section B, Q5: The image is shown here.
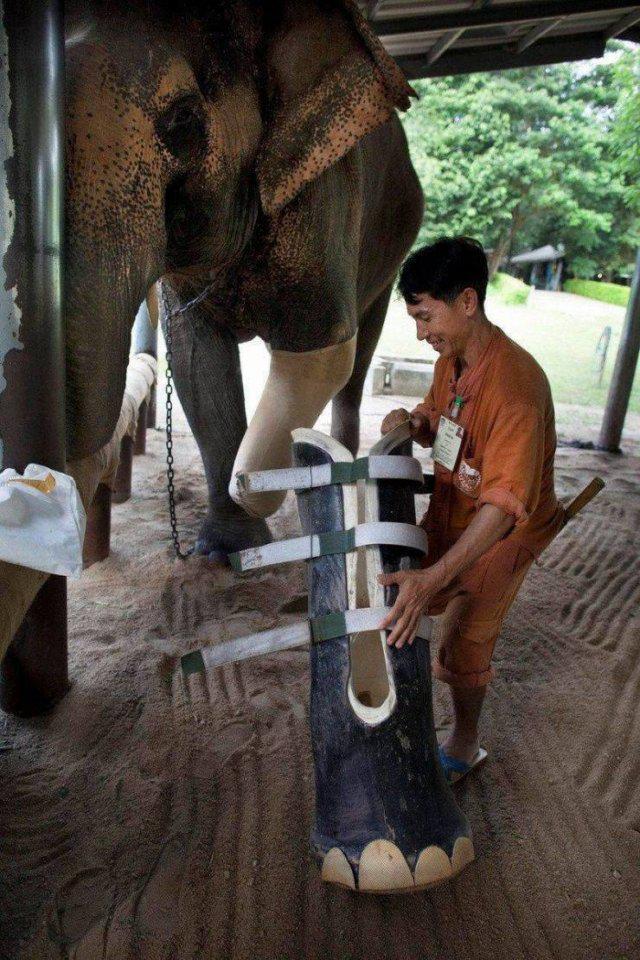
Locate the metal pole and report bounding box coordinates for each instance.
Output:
[0,0,68,715]
[598,249,640,453]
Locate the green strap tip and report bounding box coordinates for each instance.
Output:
[330,458,370,484]
[317,527,356,556]
[310,611,347,643]
[181,650,206,676]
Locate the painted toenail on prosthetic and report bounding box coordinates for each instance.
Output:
[321,847,356,889]
[414,846,453,887]
[358,840,414,892]
[451,836,475,874]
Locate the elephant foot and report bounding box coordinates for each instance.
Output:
[319,836,475,894]
[194,512,272,564]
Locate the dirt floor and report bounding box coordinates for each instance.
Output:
[1,393,640,960]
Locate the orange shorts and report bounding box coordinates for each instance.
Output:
[425,534,534,689]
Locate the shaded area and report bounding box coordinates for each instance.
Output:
[1,410,639,960]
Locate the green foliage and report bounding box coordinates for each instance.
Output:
[402,47,640,279]
[488,272,530,305]
[563,278,631,307]
[610,43,640,210]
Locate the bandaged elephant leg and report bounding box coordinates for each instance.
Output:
[229,336,356,518]
[159,289,270,560]
[293,426,472,894]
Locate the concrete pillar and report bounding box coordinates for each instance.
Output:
[0,0,68,715]
[598,249,640,453]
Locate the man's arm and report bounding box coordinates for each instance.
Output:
[378,503,515,648]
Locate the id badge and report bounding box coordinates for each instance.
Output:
[433,416,464,471]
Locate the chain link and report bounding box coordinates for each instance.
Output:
[161,283,215,560]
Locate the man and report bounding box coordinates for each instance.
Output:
[379,236,564,783]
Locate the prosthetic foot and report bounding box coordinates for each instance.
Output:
[291,425,473,893]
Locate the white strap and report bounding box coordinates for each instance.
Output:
[182,606,432,673]
[234,455,423,495]
[230,521,428,572]
[314,607,431,643]
[199,621,311,673]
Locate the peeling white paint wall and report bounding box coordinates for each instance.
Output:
[0,7,22,469]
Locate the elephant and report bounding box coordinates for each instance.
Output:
[64,0,424,561]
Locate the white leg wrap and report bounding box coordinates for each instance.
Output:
[229,335,356,518]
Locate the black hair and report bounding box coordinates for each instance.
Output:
[398,236,488,307]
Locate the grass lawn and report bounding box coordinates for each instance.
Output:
[378,288,640,414]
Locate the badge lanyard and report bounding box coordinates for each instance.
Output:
[450,395,464,420]
[432,397,465,472]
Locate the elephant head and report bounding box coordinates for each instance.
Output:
[64,1,263,457]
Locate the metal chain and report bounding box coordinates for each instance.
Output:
[161,282,215,560]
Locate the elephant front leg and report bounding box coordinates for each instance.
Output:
[160,287,270,561]
[228,335,357,518]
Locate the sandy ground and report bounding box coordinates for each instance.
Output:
[1,386,640,960]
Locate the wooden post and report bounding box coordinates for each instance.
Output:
[83,483,112,566]
[112,435,134,504]
[0,0,68,715]
[598,249,640,452]
[134,399,148,455]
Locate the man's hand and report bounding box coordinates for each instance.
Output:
[377,565,446,648]
[381,408,430,438]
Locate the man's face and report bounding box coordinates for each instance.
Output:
[405,289,477,360]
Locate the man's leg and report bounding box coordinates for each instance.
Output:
[432,593,490,763]
[441,686,486,764]
[431,542,534,763]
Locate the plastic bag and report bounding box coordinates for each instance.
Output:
[0,464,86,578]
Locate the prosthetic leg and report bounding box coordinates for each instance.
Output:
[182,423,473,893]
[292,426,472,892]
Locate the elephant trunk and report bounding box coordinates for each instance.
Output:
[229,335,356,518]
[64,245,160,461]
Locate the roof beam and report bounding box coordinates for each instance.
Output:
[394,31,606,79]
[516,17,565,53]
[605,7,640,35]
[423,1,493,69]
[426,27,465,65]
[375,1,640,37]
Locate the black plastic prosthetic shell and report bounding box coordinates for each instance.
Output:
[293,438,471,875]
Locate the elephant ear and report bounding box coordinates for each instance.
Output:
[257,0,416,217]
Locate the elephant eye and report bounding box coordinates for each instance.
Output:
[156,94,206,161]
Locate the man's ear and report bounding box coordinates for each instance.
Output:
[461,287,480,315]
[257,0,416,217]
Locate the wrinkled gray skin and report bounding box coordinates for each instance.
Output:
[65,0,423,559]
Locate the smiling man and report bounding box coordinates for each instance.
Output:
[379,236,564,783]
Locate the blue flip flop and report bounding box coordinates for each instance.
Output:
[438,745,488,785]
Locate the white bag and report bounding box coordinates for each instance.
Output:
[0,464,86,578]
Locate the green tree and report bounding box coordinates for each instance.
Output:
[402,54,637,279]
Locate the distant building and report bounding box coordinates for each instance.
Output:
[510,244,564,291]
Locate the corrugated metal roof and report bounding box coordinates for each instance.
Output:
[360,1,640,78]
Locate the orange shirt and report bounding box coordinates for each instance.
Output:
[412,323,564,557]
